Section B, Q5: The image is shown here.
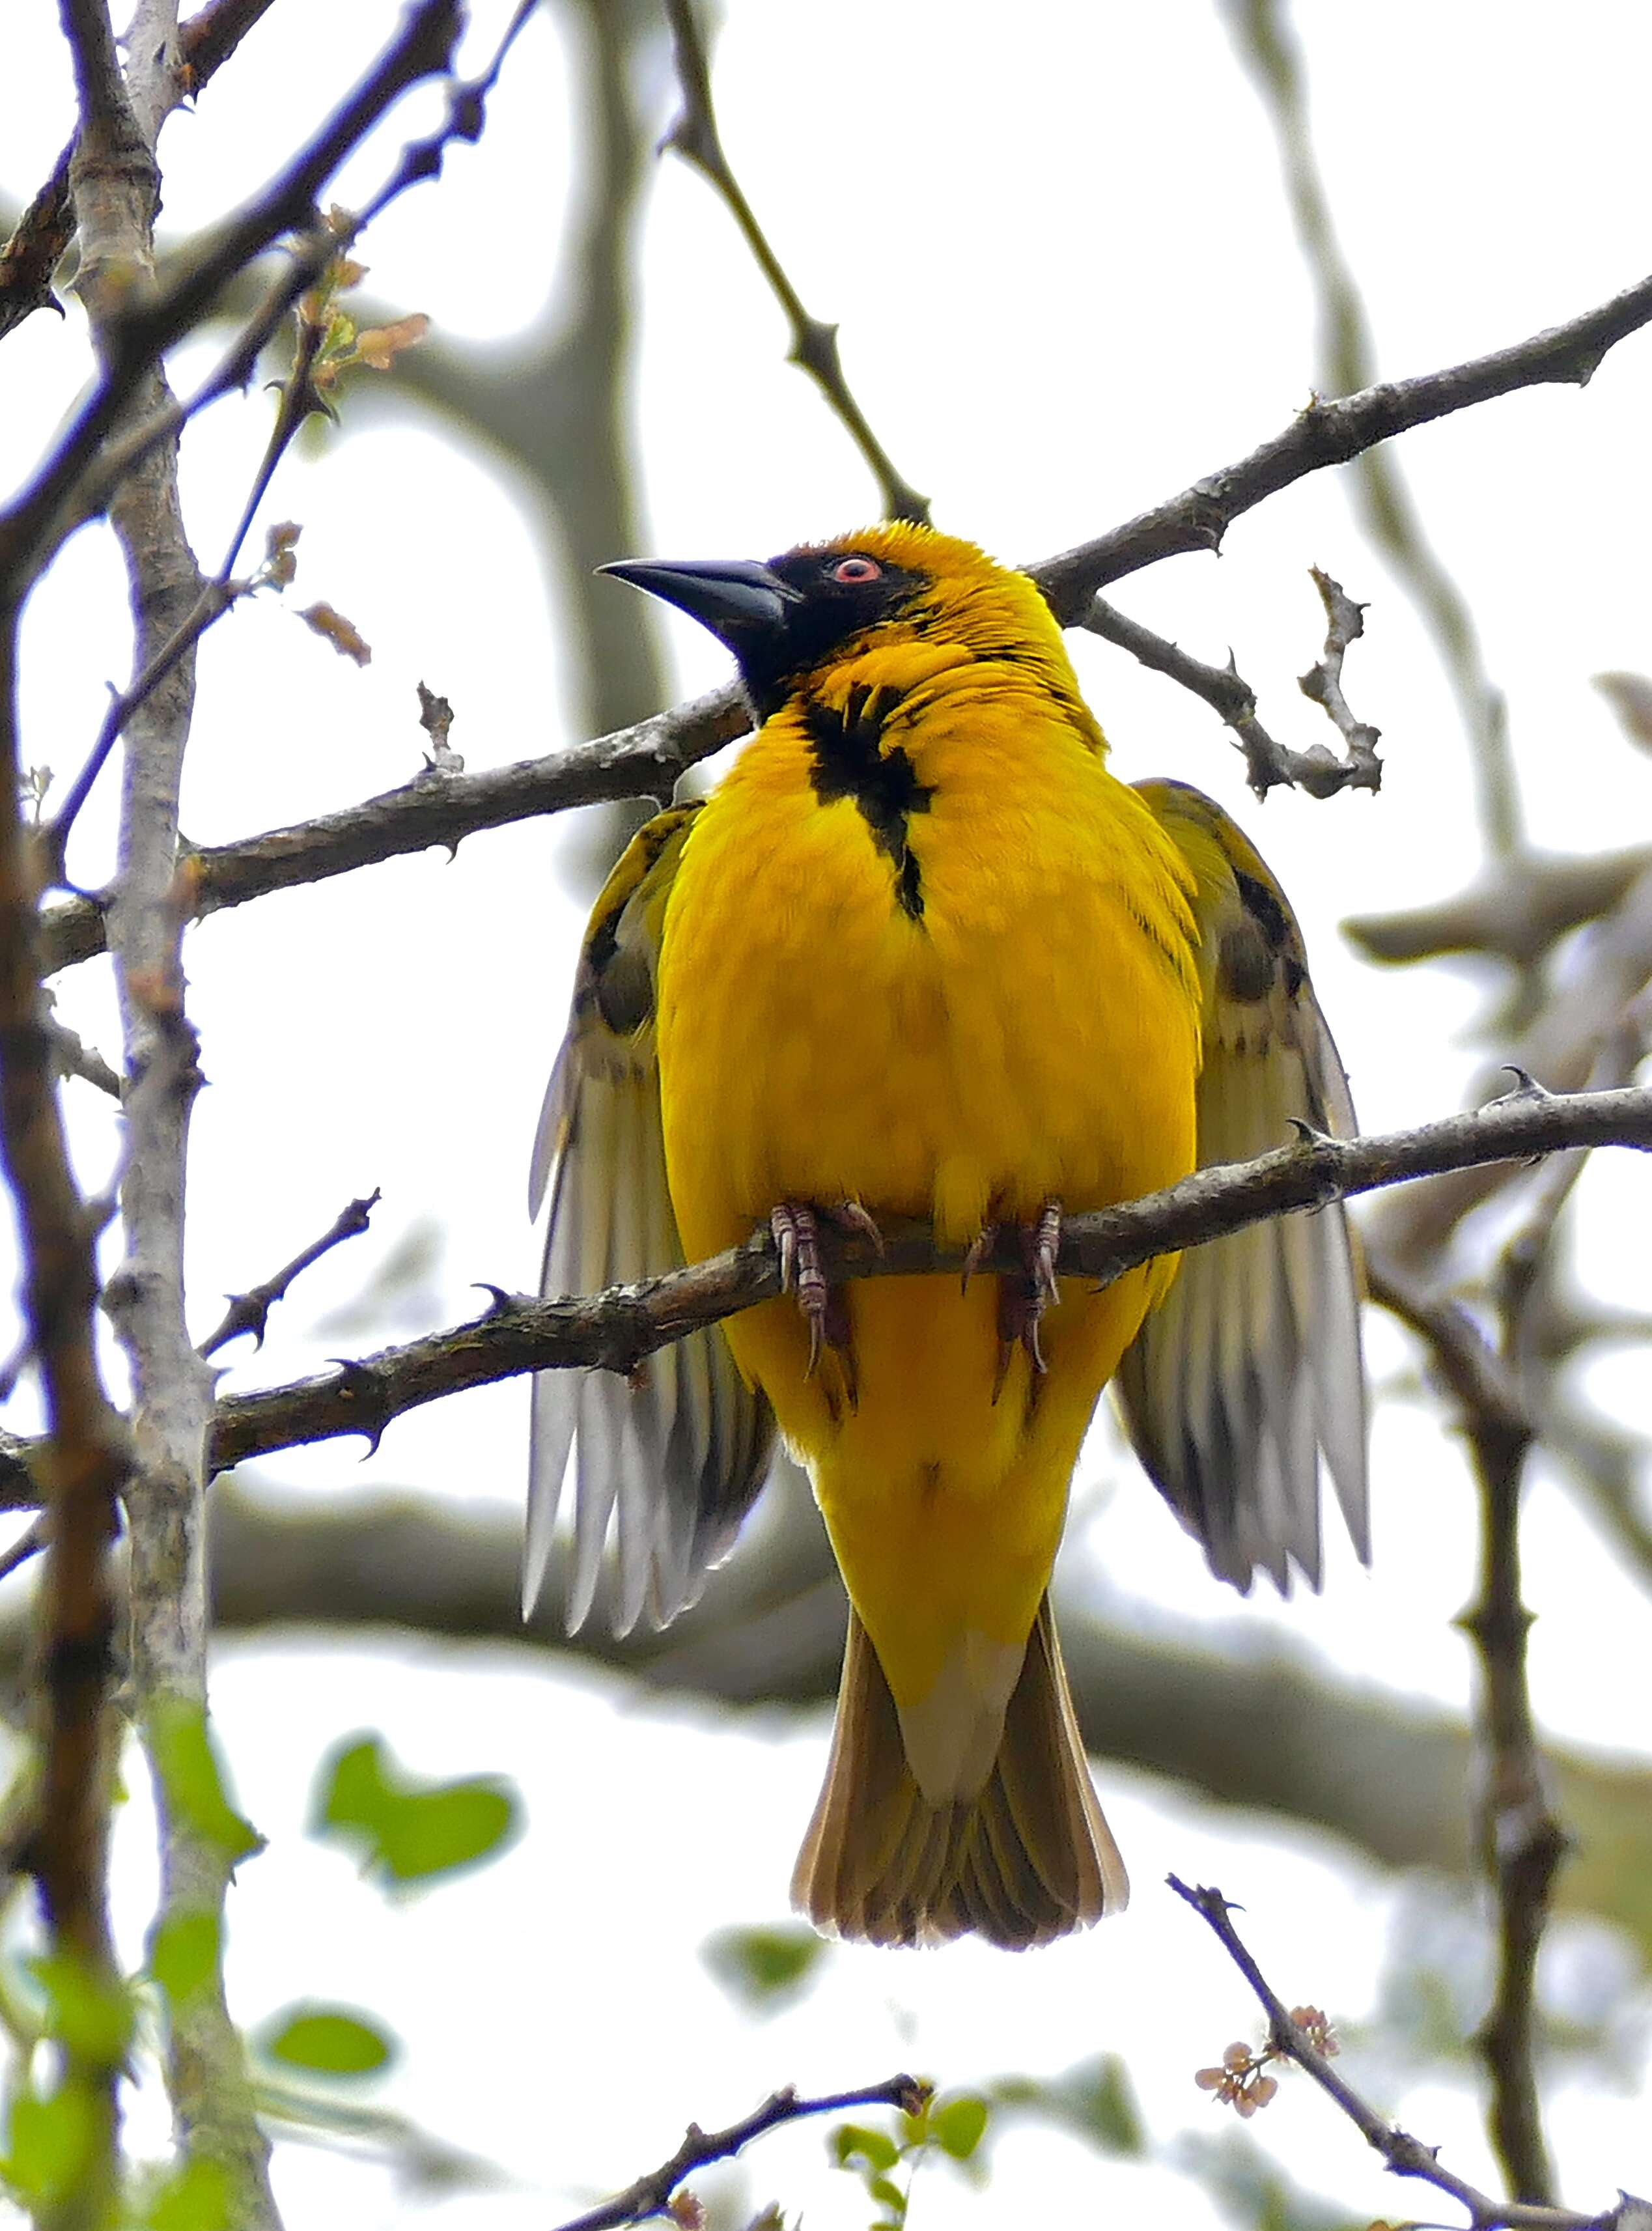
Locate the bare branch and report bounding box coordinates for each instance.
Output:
[0,0,466,591]
[15,268,1650,973]
[1083,570,1381,800]
[1168,1876,1640,2230]
[1029,267,1652,624]
[181,1079,1652,1476]
[1295,567,1382,786]
[660,0,929,525]
[1221,0,1521,856]
[197,1191,380,1360]
[40,683,750,975]
[0,9,137,2214]
[551,2073,928,2231]
[0,0,278,342]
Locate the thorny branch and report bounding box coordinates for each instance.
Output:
[660,0,929,524]
[1083,567,1382,800]
[550,2073,928,2231]
[38,684,752,974]
[197,1191,380,1360]
[1168,1877,1650,2231]
[1030,266,1652,622]
[0,1080,1636,1510]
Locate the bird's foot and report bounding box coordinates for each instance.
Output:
[989,1198,1063,1402]
[770,1198,881,1391]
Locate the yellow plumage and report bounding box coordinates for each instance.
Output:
[529,523,1366,1948]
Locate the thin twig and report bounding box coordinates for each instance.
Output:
[43,292,327,873]
[660,0,929,524]
[1167,1875,1640,2230]
[1083,571,1382,800]
[197,1191,380,1359]
[1220,0,1521,856]
[1296,567,1382,785]
[552,2073,927,2231]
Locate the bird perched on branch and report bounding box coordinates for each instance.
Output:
[527,522,1366,1950]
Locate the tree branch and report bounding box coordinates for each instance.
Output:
[191,1080,1652,1476]
[16,262,1650,974]
[0,0,466,593]
[1029,267,1652,623]
[1169,1876,1651,2230]
[67,0,281,2206]
[39,684,751,974]
[1082,567,1382,800]
[0,0,278,343]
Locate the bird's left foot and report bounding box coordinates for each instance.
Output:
[985,1199,1063,1402]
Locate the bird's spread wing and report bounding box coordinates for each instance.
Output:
[1117,779,1368,1592]
[527,804,775,1633]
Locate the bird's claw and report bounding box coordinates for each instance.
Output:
[771,1200,870,1395]
[990,1198,1063,1402]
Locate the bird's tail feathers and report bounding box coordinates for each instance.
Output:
[791,1595,1126,1949]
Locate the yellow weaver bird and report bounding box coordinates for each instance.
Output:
[527,523,1367,1950]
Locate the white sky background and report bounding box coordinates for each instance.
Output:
[3,1,1652,2225]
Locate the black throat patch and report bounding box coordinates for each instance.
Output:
[799,684,934,921]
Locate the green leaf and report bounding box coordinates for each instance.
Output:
[145,2157,233,2231]
[832,2122,899,2173]
[148,1704,262,1866]
[701,1925,827,2014]
[27,1952,134,2064]
[313,1735,519,1886]
[993,2053,1144,2158]
[867,2172,906,2213]
[2,2082,96,2204]
[148,1911,222,2005]
[930,2095,988,2161]
[260,2004,395,2079]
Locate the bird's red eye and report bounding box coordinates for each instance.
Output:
[831,555,882,585]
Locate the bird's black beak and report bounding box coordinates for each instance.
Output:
[598,557,802,643]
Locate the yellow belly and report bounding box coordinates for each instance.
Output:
[655,678,1201,1704]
